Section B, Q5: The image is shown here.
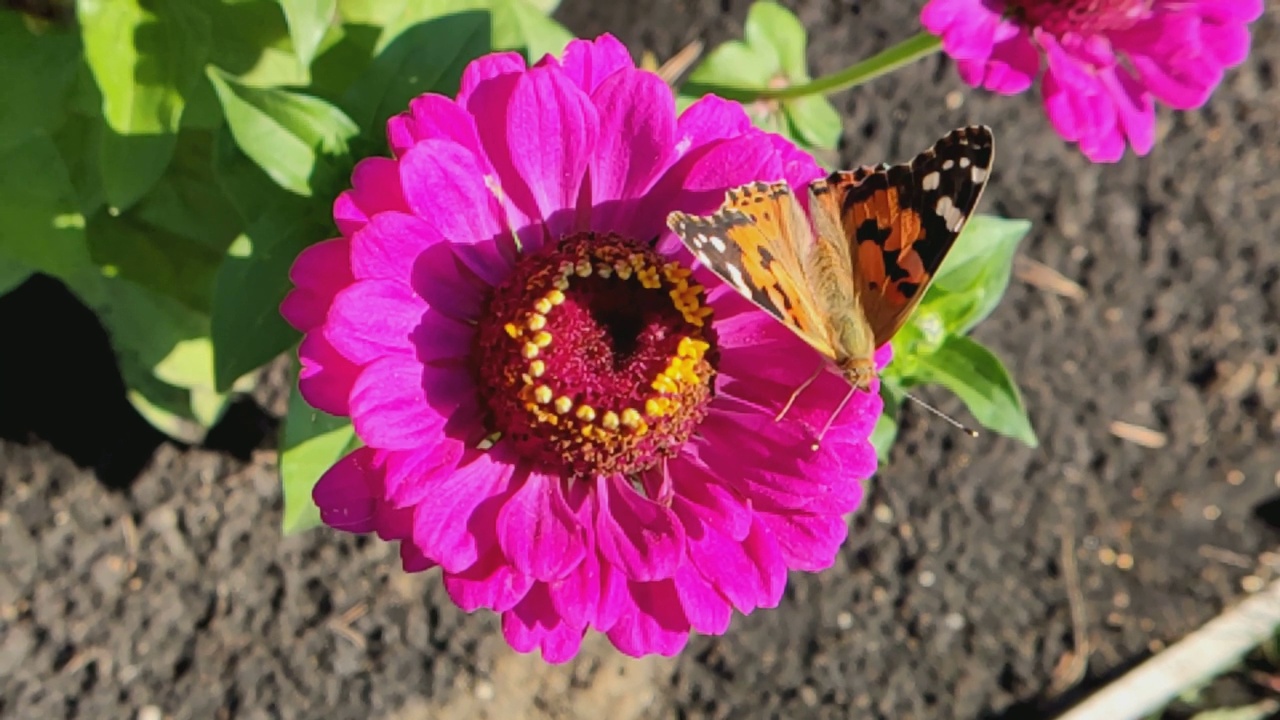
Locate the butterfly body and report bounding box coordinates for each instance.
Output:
[667,126,995,410]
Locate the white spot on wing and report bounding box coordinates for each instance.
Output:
[709,236,727,253]
[935,195,964,231]
[971,166,988,183]
[942,159,955,170]
[725,263,752,296]
[921,171,940,191]
[959,157,971,168]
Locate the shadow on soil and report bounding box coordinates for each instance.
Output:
[0,274,275,489]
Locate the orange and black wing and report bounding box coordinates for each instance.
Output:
[667,181,837,359]
[808,125,995,347]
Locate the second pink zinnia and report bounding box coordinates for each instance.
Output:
[922,0,1262,162]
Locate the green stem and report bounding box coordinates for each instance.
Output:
[690,32,943,103]
[765,32,942,100]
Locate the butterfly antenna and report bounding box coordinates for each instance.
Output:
[811,385,857,450]
[775,363,825,422]
[903,392,979,437]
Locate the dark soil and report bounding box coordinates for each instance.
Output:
[3,1,1279,719]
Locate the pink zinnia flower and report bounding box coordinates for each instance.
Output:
[921,0,1262,162]
[281,35,886,662]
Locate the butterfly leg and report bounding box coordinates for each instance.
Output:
[775,362,826,422]
[813,384,857,448]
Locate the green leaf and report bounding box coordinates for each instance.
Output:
[206,66,359,197]
[344,9,490,132]
[85,210,223,313]
[91,271,210,383]
[131,131,244,254]
[932,215,1031,296]
[684,40,775,95]
[865,381,906,458]
[78,0,212,210]
[744,0,808,80]
[0,261,33,298]
[341,0,569,132]
[0,134,93,284]
[281,371,359,535]
[88,274,228,440]
[209,131,328,390]
[0,14,80,150]
[201,0,310,88]
[522,0,561,13]
[98,132,180,214]
[307,23,381,103]
[338,0,408,26]
[490,0,573,61]
[211,219,326,392]
[784,94,842,151]
[279,0,337,69]
[912,335,1037,447]
[119,356,211,443]
[904,215,1032,342]
[53,112,107,216]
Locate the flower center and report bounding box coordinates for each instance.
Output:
[474,232,717,479]
[1008,0,1151,35]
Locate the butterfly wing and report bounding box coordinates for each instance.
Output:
[808,125,995,347]
[667,181,837,359]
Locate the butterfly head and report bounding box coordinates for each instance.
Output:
[837,356,877,393]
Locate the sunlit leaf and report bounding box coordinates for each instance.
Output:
[202,0,309,88]
[120,357,210,443]
[912,335,1037,447]
[785,94,842,152]
[927,214,1032,334]
[744,0,807,80]
[684,40,774,95]
[490,0,573,61]
[279,0,337,69]
[870,381,903,464]
[88,274,224,440]
[78,0,211,209]
[206,65,358,196]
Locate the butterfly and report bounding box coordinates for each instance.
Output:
[666,125,995,440]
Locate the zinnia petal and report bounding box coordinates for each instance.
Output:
[506,65,600,239]
[497,473,588,582]
[398,139,517,285]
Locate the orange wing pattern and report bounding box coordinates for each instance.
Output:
[667,182,836,359]
[809,126,995,346]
